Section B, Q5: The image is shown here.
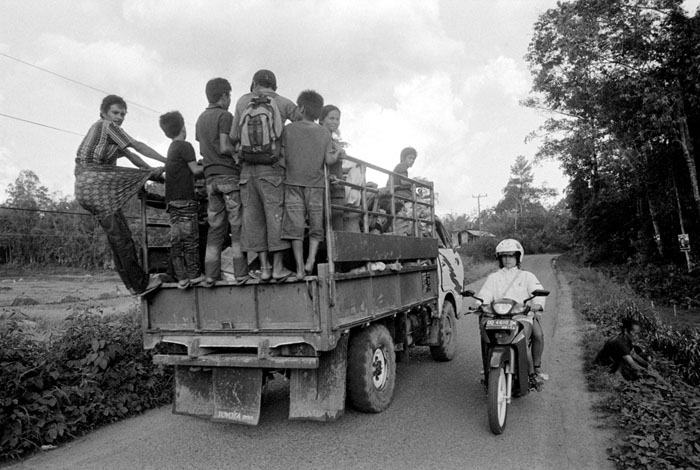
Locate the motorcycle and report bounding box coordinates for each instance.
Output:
[463,288,549,435]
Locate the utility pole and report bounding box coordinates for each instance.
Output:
[472,194,487,231]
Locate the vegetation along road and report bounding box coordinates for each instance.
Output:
[7,255,613,470]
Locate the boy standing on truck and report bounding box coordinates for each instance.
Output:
[229,69,299,281]
[159,111,205,289]
[195,78,247,287]
[281,90,337,280]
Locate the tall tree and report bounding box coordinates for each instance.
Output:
[525,0,700,265]
[495,155,557,218]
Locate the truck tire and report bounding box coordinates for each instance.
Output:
[430,300,457,361]
[347,324,396,413]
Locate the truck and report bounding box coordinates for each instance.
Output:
[139,156,465,425]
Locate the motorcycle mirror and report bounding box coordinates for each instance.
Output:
[531,289,550,297]
[461,289,476,298]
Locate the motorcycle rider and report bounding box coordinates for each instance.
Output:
[476,239,548,381]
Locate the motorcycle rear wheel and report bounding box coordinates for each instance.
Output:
[487,366,508,434]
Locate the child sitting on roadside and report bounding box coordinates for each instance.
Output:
[159,111,205,289]
[281,90,338,280]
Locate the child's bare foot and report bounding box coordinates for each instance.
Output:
[295,269,305,280]
[260,266,272,281]
[273,268,293,282]
[304,261,314,275]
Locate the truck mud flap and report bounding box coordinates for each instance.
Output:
[174,366,264,425]
[174,366,215,418]
[211,367,263,425]
[289,335,348,421]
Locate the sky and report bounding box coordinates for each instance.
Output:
[1,0,699,217]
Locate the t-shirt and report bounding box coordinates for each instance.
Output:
[76,119,134,167]
[165,140,197,203]
[230,90,300,158]
[195,104,237,178]
[281,121,332,188]
[386,162,410,187]
[594,333,633,372]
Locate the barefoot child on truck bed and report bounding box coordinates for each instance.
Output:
[281,90,338,280]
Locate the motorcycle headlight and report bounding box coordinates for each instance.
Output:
[510,304,526,314]
[492,302,512,315]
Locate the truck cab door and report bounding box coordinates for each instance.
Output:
[434,220,464,315]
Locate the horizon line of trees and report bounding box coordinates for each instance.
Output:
[0,170,153,269]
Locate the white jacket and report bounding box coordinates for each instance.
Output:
[477,267,545,321]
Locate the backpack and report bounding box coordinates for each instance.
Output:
[238,94,283,164]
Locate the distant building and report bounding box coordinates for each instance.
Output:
[451,229,495,247]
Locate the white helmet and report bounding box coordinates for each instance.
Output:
[495,239,524,264]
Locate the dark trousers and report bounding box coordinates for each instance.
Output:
[98,210,148,293]
[168,200,201,280]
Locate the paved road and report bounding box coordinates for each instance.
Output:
[9,254,613,470]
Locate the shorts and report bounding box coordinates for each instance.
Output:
[282,185,324,241]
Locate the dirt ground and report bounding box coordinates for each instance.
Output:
[0,273,137,325]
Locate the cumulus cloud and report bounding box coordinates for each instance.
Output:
[36,35,165,98]
[0,0,569,214]
[120,0,464,104]
[461,56,530,104]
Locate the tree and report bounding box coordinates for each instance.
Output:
[5,170,52,209]
[495,155,557,221]
[525,0,700,266]
[0,170,113,267]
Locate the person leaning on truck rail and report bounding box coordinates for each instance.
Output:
[74,94,166,297]
[369,146,418,234]
[319,104,364,233]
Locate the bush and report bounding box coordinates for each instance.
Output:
[559,255,700,469]
[0,309,173,461]
[457,237,499,263]
[604,263,700,309]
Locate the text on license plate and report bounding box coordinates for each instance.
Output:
[485,319,518,330]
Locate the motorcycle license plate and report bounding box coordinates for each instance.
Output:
[485,319,518,330]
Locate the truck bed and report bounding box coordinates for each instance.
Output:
[143,232,439,356]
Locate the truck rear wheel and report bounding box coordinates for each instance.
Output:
[430,300,457,361]
[347,324,396,413]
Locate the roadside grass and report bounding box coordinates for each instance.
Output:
[558,255,700,470]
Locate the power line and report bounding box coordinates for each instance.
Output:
[1,52,163,116]
[0,112,83,136]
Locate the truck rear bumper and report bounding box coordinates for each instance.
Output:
[153,353,319,369]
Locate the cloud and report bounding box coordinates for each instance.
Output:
[119,0,464,104]
[36,34,166,104]
[461,56,530,105]
[0,0,570,215]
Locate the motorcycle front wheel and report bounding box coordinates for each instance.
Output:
[487,366,508,434]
